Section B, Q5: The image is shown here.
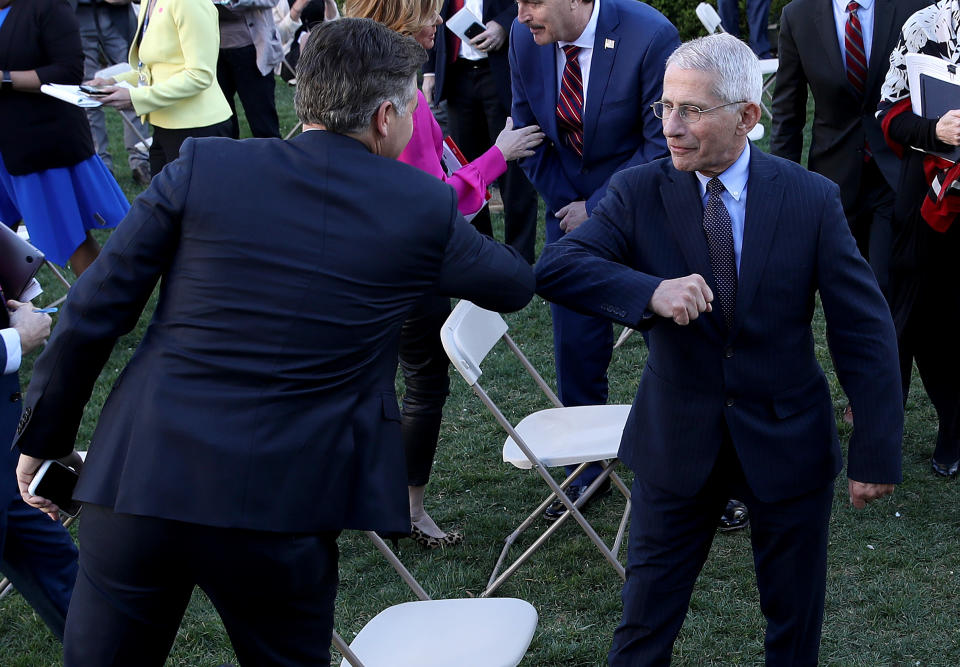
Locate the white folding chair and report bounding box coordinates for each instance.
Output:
[336,531,538,667]
[440,300,631,598]
[695,1,779,123]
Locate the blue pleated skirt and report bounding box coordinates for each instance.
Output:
[0,152,129,266]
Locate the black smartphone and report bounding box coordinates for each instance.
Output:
[27,460,81,517]
[80,84,108,96]
[463,22,485,40]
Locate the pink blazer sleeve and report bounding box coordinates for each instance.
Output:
[398,91,507,216]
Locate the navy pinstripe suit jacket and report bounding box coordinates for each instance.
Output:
[535,147,902,502]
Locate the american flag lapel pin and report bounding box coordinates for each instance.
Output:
[604,38,615,49]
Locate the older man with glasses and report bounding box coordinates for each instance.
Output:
[536,33,902,664]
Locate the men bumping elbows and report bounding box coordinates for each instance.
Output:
[14,18,533,666]
[535,34,903,664]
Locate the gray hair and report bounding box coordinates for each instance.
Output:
[294,18,426,134]
[666,33,762,105]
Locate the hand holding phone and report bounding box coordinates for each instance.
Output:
[26,459,82,518]
[80,84,109,96]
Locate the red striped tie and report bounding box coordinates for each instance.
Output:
[844,1,867,95]
[556,45,584,158]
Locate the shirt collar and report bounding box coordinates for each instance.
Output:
[558,0,601,50]
[834,0,874,12]
[695,142,751,201]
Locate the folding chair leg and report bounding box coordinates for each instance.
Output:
[332,629,366,667]
[482,462,626,598]
[0,577,10,599]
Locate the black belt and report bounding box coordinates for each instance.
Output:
[452,58,490,70]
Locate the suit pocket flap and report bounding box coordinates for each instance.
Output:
[773,375,826,418]
[381,393,402,422]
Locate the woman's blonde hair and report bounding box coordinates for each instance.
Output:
[344,0,440,37]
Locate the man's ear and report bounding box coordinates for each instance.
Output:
[737,101,762,136]
[372,100,394,140]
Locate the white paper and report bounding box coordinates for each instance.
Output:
[905,53,960,116]
[446,6,485,44]
[95,62,133,80]
[41,84,102,108]
[20,278,43,302]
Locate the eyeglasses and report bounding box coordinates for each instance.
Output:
[650,101,746,123]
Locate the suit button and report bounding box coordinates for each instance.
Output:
[725,398,735,407]
[724,347,734,358]
[9,392,20,402]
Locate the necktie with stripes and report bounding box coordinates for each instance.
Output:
[844,1,867,95]
[556,45,584,158]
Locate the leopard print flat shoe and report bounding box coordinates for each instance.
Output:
[409,525,464,549]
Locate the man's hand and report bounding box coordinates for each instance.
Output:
[935,109,960,146]
[421,74,435,106]
[556,200,587,233]
[16,454,60,520]
[8,300,51,355]
[83,76,116,87]
[470,21,507,52]
[648,274,713,325]
[848,480,895,509]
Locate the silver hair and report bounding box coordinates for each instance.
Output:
[665,33,762,105]
[294,18,425,134]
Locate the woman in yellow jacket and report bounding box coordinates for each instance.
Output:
[87,0,232,177]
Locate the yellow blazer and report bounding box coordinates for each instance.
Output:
[116,0,231,129]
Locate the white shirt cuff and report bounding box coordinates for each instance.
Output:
[1,328,21,375]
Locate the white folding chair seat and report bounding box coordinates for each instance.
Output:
[503,404,632,469]
[342,598,537,667]
[336,532,538,667]
[441,300,631,598]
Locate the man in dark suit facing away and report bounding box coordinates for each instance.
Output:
[770,0,929,296]
[14,18,534,666]
[535,34,902,664]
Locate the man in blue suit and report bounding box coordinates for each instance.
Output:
[510,0,678,515]
[14,19,534,666]
[0,298,77,640]
[536,34,902,664]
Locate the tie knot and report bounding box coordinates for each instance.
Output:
[846,1,860,13]
[562,45,581,62]
[707,177,725,196]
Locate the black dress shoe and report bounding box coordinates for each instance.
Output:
[931,458,960,478]
[718,499,749,532]
[543,478,611,521]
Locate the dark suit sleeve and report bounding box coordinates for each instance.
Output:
[769,7,807,164]
[435,189,535,312]
[489,0,517,32]
[584,21,677,215]
[814,184,902,484]
[535,171,663,327]
[35,0,85,85]
[509,23,582,213]
[14,142,194,459]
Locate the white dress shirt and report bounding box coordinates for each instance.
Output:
[832,0,875,69]
[555,0,601,105]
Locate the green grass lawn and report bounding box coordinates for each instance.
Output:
[2,83,958,666]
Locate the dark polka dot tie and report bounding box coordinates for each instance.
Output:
[703,177,738,328]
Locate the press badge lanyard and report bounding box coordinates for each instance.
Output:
[135,0,157,86]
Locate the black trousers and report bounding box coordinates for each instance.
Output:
[445,59,540,263]
[609,439,834,666]
[399,294,452,487]
[217,44,281,140]
[149,120,232,177]
[846,157,895,298]
[895,220,960,466]
[63,504,340,666]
